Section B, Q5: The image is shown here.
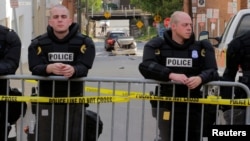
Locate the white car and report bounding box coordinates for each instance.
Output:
[104,31,137,55]
[112,36,137,55]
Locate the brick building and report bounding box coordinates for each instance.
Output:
[192,0,249,37]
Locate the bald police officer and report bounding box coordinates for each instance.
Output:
[28,4,95,141]
[139,11,219,141]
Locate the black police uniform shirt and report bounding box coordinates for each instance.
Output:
[28,23,95,97]
[0,25,21,93]
[223,30,250,83]
[0,25,21,140]
[221,30,250,99]
[139,29,219,98]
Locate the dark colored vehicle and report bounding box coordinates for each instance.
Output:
[104,31,127,51]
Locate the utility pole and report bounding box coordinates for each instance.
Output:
[183,0,192,18]
[77,0,82,31]
[62,0,75,20]
[32,0,46,36]
[85,0,89,35]
[62,0,82,32]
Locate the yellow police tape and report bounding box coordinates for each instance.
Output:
[0,94,250,106]
[19,80,250,106]
[85,86,148,96]
[130,95,250,106]
[25,80,148,96]
[0,95,129,104]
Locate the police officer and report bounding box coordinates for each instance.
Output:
[0,25,21,141]
[220,30,250,125]
[28,4,95,141]
[138,11,219,141]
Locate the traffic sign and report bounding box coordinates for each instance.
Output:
[164,18,170,28]
[104,11,111,19]
[199,22,205,27]
[210,18,217,23]
[10,0,19,8]
[154,15,162,23]
[136,20,144,29]
[19,1,31,6]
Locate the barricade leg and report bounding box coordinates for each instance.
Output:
[152,107,170,141]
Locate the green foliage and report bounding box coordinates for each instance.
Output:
[81,0,103,12]
[103,3,118,10]
[135,26,158,41]
[131,0,183,18]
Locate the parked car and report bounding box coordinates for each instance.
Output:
[198,9,250,76]
[104,31,127,51]
[198,9,250,96]
[112,36,137,55]
[104,31,137,55]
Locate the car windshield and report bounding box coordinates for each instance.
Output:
[110,33,125,38]
[234,14,250,37]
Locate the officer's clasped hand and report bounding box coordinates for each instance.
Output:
[47,63,75,78]
[169,73,202,89]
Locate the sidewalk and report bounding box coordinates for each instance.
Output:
[16,62,30,75]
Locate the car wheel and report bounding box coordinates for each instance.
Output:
[105,46,111,51]
[104,44,109,51]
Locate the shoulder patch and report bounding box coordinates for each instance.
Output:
[201,48,206,57]
[155,49,160,55]
[80,45,87,54]
[37,46,42,55]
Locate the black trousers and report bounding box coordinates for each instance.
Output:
[152,103,216,141]
[0,107,11,141]
[0,116,7,141]
[28,104,84,141]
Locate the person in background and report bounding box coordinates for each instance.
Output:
[28,4,95,141]
[0,25,21,141]
[138,11,219,141]
[220,30,250,125]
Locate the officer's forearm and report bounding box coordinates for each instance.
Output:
[46,64,53,74]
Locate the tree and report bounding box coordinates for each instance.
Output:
[81,0,103,12]
[130,0,183,18]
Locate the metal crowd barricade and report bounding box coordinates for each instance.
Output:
[204,81,250,125]
[0,75,249,141]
